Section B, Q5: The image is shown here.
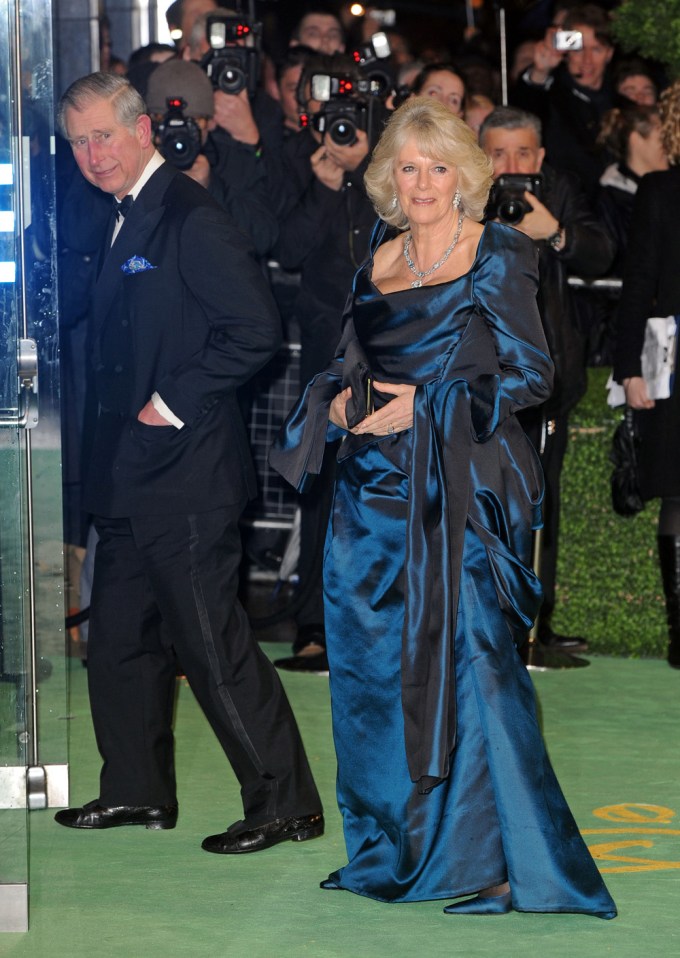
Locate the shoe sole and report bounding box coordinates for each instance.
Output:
[55,816,177,830]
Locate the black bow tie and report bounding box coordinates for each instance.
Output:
[115,195,134,218]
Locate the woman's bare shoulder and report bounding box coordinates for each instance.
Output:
[372,232,405,271]
[370,232,407,287]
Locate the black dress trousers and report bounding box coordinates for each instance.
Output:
[88,502,322,822]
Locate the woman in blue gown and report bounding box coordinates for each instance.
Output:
[270,98,616,919]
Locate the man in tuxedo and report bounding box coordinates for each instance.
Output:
[54,72,323,854]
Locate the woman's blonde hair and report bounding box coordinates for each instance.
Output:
[364,97,494,228]
[660,79,680,164]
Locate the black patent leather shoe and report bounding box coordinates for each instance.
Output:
[538,624,589,653]
[201,812,324,854]
[54,799,178,830]
[274,650,329,674]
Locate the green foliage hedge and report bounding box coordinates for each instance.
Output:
[612,0,680,79]
[551,367,667,658]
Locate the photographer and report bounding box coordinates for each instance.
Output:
[145,58,277,257]
[272,52,391,673]
[479,105,614,655]
[186,4,285,246]
[289,8,345,55]
[512,4,617,201]
[273,45,318,138]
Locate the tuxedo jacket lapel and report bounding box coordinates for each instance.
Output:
[92,163,178,335]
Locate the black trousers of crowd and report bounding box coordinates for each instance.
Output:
[519,409,570,622]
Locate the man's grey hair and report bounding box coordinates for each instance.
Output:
[187,12,211,58]
[57,72,146,139]
[478,105,543,148]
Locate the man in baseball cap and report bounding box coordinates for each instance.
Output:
[146,59,214,188]
[145,57,276,256]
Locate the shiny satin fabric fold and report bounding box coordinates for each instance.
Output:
[403,311,544,791]
[268,368,342,493]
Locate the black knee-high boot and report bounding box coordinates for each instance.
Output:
[657,536,680,669]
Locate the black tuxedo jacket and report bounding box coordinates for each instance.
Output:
[83,160,281,517]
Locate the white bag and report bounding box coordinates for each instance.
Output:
[607,315,678,407]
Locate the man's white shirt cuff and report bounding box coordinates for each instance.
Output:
[151,392,184,429]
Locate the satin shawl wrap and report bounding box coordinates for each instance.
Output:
[269,221,552,792]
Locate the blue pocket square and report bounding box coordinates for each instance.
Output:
[121,255,157,274]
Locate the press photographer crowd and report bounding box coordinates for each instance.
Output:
[57,0,680,685]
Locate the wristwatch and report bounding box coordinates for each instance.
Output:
[547,225,565,251]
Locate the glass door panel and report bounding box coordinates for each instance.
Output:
[0,0,64,932]
[0,0,30,930]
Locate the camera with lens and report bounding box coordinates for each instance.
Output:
[553,29,583,51]
[305,36,392,149]
[154,97,202,170]
[202,11,261,96]
[350,31,394,100]
[487,173,543,225]
[308,73,371,146]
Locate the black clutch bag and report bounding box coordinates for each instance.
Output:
[344,360,374,429]
[609,406,644,517]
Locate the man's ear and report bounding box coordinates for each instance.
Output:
[136,113,153,148]
[536,146,546,170]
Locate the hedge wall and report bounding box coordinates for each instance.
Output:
[551,366,667,658]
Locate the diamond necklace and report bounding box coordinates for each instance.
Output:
[403,213,466,288]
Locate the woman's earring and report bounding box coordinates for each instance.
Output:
[391,192,398,209]
[453,188,462,210]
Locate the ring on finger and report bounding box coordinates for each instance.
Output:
[387,423,395,434]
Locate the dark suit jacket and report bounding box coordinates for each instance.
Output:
[83,159,282,518]
[612,168,680,500]
[533,163,614,417]
[512,67,614,202]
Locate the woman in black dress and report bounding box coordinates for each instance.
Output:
[613,79,680,668]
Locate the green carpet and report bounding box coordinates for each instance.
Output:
[3,648,679,958]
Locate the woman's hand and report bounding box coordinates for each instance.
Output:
[329,386,352,429]
[623,376,655,410]
[352,382,416,436]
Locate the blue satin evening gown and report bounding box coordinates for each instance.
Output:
[270,221,616,918]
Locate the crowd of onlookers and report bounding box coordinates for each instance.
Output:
[58,1,678,667]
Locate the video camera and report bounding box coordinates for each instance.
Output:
[303,36,392,148]
[486,173,543,225]
[154,97,202,170]
[201,4,262,97]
